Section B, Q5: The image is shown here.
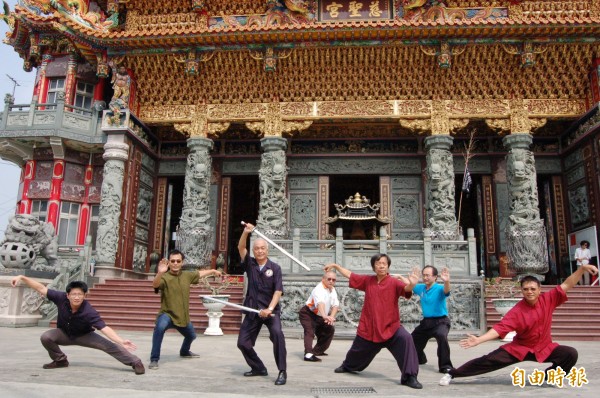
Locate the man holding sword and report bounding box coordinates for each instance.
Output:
[236,222,288,386]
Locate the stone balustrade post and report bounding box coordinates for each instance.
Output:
[292,228,300,274]
[335,227,343,264]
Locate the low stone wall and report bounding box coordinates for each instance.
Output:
[0,269,56,327]
[279,277,485,339]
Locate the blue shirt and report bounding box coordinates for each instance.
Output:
[413,283,449,318]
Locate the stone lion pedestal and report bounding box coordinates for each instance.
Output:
[0,270,55,327]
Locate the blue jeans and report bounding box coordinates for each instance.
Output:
[150,313,197,362]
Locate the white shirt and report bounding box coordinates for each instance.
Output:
[305,281,340,316]
[575,247,591,265]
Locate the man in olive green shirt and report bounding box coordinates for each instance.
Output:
[149,249,221,369]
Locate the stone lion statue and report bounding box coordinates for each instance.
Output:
[0,214,59,270]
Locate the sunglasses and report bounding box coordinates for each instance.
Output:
[326,278,337,282]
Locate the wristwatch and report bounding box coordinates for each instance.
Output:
[268,306,274,311]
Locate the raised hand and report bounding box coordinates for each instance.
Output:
[324,263,338,273]
[583,264,598,275]
[408,267,421,285]
[440,267,450,282]
[157,258,169,274]
[243,222,255,234]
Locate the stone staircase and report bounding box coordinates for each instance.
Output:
[56,279,245,334]
[485,285,600,341]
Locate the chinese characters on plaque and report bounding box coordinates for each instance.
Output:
[320,0,392,21]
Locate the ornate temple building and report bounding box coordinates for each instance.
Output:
[1,0,599,285]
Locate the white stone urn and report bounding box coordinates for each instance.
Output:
[201,294,230,336]
[491,298,520,342]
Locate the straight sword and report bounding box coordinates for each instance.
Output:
[242,221,311,271]
[200,295,271,316]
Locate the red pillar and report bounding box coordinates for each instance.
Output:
[77,164,93,245]
[37,54,53,105]
[18,160,36,214]
[94,78,106,102]
[46,160,65,229]
[64,53,78,107]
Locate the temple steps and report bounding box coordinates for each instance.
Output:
[485,285,600,341]
[52,279,244,334]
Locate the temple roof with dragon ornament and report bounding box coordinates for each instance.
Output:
[4,1,599,53]
[1,1,599,141]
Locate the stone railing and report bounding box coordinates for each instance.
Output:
[262,227,483,337]
[0,94,103,142]
[263,227,477,277]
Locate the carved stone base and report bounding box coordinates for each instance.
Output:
[0,275,49,327]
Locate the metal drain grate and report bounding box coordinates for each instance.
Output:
[311,386,376,395]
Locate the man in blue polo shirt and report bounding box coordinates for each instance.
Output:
[11,275,145,375]
[237,222,287,386]
[411,265,453,374]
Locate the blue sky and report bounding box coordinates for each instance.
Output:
[0,0,36,238]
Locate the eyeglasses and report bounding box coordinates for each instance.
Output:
[326,278,337,282]
[69,293,85,297]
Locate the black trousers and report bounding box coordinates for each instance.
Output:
[298,305,335,355]
[411,316,453,370]
[340,327,419,383]
[450,346,578,379]
[237,313,287,372]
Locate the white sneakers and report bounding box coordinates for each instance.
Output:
[439,373,453,386]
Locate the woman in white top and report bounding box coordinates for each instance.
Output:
[574,240,592,285]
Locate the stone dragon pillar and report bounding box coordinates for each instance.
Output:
[174,103,229,268]
[425,135,458,239]
[503,99,548,276]
[258,137,289,238]
[245,101,311,238]
[178,137,214,268]
[95,139,129,265]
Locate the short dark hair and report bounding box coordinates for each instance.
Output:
[423,265,438,276]
[580,240,590,247]
[370,253,391,270]
[66,281,88,294]
[520,275,541,288]
[168,249,185,261]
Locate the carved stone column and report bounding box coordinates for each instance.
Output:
[258,137,289,238]
[425,135,458,239]
[95,140,129,265]
[503,134,548,276]
[177,137,214,268]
